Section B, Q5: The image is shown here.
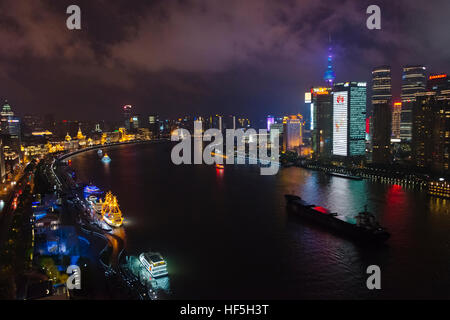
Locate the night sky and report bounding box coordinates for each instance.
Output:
[0,0,449,121]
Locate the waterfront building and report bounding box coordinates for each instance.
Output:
[137,128,151,140]
[130,115,140,131]
[270,122,284,149]
[23,144,48,160]
[412,73,450,174]
[392,102,402,140]
[148,115,160,138]
[123,105,132,130]
[76,126,85,140]
[371,66,392,164]
[401,65,426,141]
[75,125,87,147]
[283,115,303,153]
[332,82,367,158]
[309,87,333,159]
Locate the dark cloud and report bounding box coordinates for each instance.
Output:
[0,0,448,121]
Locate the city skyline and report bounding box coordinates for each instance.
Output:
[0,0,450,305]
[1,0,450,121]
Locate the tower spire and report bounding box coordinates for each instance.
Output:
[323,34,336,85]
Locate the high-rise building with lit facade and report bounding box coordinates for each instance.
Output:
[0,101,21,159]
[307,87,333,159]
[148,115,160,138]
[401,65,426,141]
[332,82,367,158]
[131,115,140,131]
[412,73,450,174]
[283,115,303,152]
[392,102,402,140]
[0,101,13,133]
[372,66,391,105]
[123,105,132,130]
[371,66,392,164]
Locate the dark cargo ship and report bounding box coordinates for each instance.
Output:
[285,194,390,243]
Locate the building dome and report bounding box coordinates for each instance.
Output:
[1,101,13,117]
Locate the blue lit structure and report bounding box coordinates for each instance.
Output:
[323,36,336,85]
[83,184,103,200]
[84,185,101,194]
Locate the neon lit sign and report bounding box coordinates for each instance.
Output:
[429,74,447,80]
[312,87,329,95]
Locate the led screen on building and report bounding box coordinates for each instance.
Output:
[333,91,348,156]
[305,92,312,103]
[349,86,366,156]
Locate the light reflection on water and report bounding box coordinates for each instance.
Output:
[69,143,450,299]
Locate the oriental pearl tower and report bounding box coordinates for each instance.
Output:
[323,35,336,85]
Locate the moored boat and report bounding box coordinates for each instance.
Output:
[139,252,168,278]
[100,191,124,227]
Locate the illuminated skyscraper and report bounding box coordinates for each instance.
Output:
[123,105,132,130]
[401,65,426,141]
[0,101,13,133]
[392,102,402,140]
[371,66,392,164]
[372,66,391,105]
[131,115,140,131]
[308,87,333,158]
[332,82,367,158]
[148,115,160,138]
[0,101,21,158]
[283,115,303,152]
[412,73,450,173]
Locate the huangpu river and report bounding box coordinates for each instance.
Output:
[68,142,450,299]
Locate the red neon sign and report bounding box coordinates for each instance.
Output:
[429,74,447,80]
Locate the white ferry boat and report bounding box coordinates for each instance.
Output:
[139,252,168,278]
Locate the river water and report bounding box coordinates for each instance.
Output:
[68,142,450,299]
